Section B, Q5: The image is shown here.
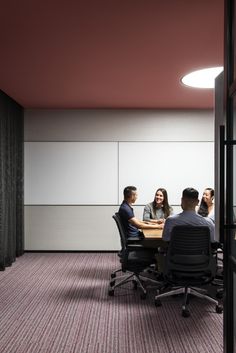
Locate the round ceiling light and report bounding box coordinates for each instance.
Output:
[181,66,223,89]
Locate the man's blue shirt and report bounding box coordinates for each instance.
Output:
[118,201,140,237]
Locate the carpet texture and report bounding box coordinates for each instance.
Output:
[0,253,223,353]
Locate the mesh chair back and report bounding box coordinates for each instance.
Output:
[170,226,210,256]
[166,225,216,280]
[112,213,128,250]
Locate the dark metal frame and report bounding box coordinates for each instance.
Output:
[223,0,236,351]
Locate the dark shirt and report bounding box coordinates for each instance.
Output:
[118,201,140,238]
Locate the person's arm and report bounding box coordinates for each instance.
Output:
[148,219,164,224]
[129,217,164,229]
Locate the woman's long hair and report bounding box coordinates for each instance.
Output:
[198,188,214,217]
[152,188,171,218]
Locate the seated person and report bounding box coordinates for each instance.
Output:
[197,187,215,222]
[143,188,173,226]
[162,187,215,243]
[119,186,163,245]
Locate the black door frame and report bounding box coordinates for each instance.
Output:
[223,0,236,352]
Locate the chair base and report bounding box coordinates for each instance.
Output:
[110,267,124,279]
[109,271,163,299]
[155,285,223,317]
[109,272,147,298]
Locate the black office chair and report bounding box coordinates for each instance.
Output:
[109,213,158,299]
[154,225,223,317]
[211,241,224,299]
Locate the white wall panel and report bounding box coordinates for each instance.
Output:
[24,109,214,142]
[24,206,120,251]
[119,142,214,205]
[24,142,118,205]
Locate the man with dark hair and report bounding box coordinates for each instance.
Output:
[162,187,215,242]
[119,186,163,240]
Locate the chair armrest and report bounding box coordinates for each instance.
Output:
[127,236,142,242]
[127,243,145,249]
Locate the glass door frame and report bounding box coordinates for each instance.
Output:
[223,0,236,352]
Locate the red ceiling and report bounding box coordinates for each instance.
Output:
[0,0,224,109]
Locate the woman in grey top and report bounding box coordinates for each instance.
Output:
[143,188,173,226]
[197,187,214,222]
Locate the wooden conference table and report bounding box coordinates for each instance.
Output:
[142,228,163,239]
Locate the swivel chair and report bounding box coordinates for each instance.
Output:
[211,241,224,298]
[109,213,158,299]
[154,225,223,317]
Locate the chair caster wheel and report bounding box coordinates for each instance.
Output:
[110,280,115,287]
[216,304,223,314]
[140,292,147,300]
[111,273,116,279]
[132,280,138,290]
[155,299,162,307]
[182,309,190,317]
[108,289,114,296]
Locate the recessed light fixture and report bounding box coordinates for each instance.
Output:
[181,66,223,89]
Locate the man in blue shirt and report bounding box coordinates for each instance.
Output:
[119,186,163,241]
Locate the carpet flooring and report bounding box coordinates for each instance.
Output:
[0,253,223,353]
